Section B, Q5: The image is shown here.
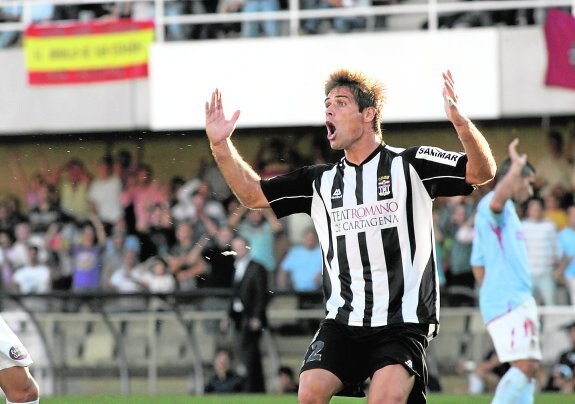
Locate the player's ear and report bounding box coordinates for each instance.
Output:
[363,107,375,123]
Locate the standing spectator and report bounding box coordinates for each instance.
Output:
[68,215,107,292]
[471,139,541,403]
[58,158,92,223]
[242,0,280,38]
[521,197,561,306]
[204,347,245,393]
[226,236,269,393]
[121,163,169,234]
[88,155,123,236]
[204,68,495,402]
[202,226,236,289]
[443,201,476,306]
[557,206,575,305]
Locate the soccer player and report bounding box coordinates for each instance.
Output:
[0,316,39,403]
[205,68,496,403]
[471,139,541,404]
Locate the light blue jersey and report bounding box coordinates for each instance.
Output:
[470,191,533,324]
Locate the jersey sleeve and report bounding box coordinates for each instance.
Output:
[470,225,484,267]
[260,164,332,218]
[401,145,474,198]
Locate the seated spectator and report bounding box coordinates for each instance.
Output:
[205,348,245,393]
[108,248,148,311]
[277,227,322,293]
[463,349,510,395]
[12,246,51,294]
[102,222,140,290]
[166,222,207,291]
[275,365,299,394]
[544,320,575,393]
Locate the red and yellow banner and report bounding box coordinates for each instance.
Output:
[24,19,154,85]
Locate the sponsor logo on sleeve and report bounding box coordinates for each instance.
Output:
[9,345,28,361]
[415,146,461,167]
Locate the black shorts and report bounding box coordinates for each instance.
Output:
[300,319,431,403]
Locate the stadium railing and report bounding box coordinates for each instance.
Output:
[2,290,574,396]
[0,0,573,42]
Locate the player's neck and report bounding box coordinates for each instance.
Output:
[344,135,381,165]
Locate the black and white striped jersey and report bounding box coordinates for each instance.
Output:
[261,144,473,328]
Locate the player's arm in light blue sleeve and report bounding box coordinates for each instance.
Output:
[470,223,485,286]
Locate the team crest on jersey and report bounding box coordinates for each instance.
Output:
[415,146,461,167]
[9,344,28,361]
[377,176,391,197]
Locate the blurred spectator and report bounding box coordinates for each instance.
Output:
[463,349,510,395]
[205,347,245,393]
[254,138,292,180]
[11,246,51,294]
[109,249,145,293]
[121,163,169,234]
[534,130,572,199]
[276,226,322,293]
[242,0,281,38]
[521,197,561,305]
[88,155,123,235]
[301,0,369,35]
[172,179,227,227]
[0,231,14,291]
[102,222,140,290]
[0,201,21,234]
[202,226,236,289]
[544,320,575,393]
[135,201,175,262]
[114,149,140,187]
[0,4,55,48]
[544,192,568,231]
[0,6,21,48]
[275,365,299,394]
[445,202,476,306]
[67,215,107,292]
[108,248,148,311]
[217,0,244,38]
[229,206,282,289]
[558,206,575,305]
[188,1,220,40]
[28,184,63,237]
[9,153,51,213]
[58,158,92,223]
[226,236,268,393]
[139,255,176,295]
[7,221,49,270]
[166,222,207,291]
[199,158,233,203]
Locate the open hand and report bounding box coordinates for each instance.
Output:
[205,89,241,147]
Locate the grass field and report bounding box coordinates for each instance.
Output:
[41,393,575,404]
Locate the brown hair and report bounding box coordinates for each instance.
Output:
[324,68,385,136]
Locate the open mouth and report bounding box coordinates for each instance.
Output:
[326,121,336,139]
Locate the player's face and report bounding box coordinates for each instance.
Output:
[324,87,364,151]
[513,174,535,203]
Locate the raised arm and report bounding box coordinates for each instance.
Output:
[489,138,527,213]
[205,89,269,209]
[442,70,496,186]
